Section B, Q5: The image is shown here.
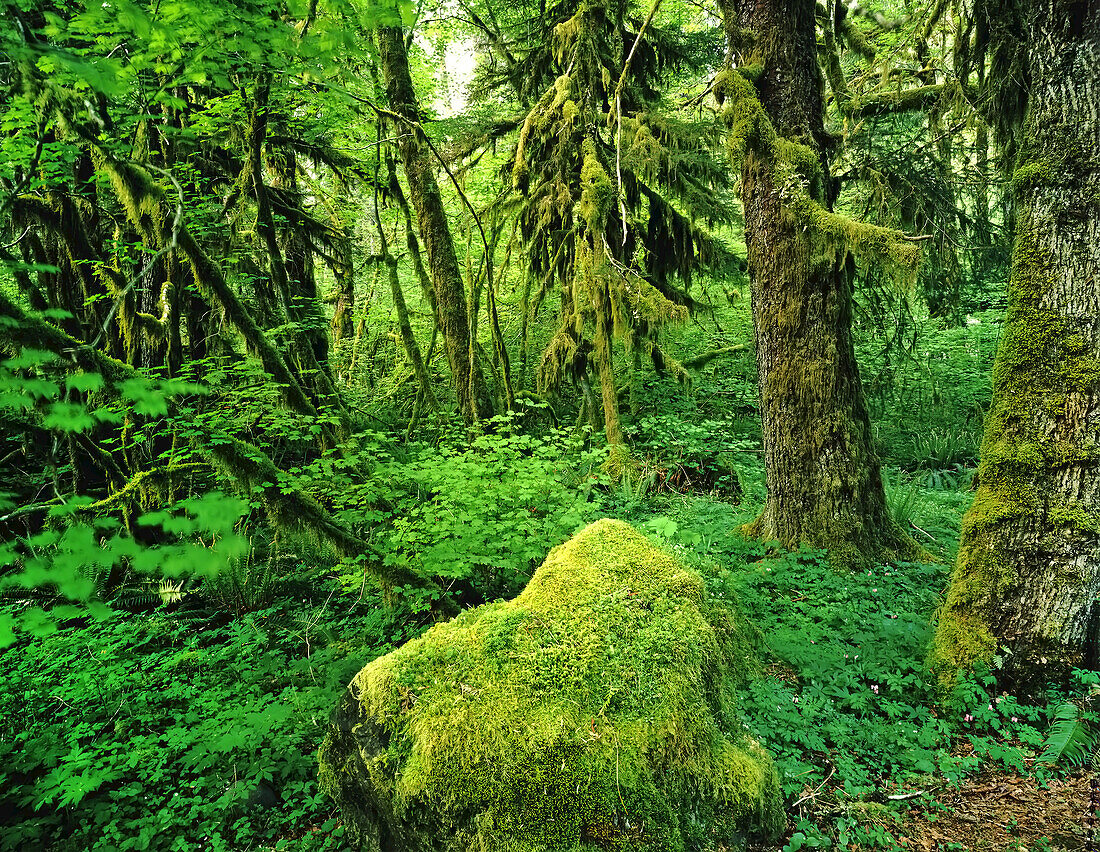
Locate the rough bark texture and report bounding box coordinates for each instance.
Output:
[930,0,1100,690]
[721,0,911,566]
[376,23,491,424]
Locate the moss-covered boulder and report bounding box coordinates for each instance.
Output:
[318,519,783,851]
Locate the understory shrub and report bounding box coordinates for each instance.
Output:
[0,577,418,852]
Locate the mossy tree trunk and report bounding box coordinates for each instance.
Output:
[719,0,912,566]
[930,0,1100,690]
[375,21,492,425]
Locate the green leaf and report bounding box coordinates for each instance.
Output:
[1038,702,1097,767]
[3,348,58,369]
[119,378,168,416]
[43,401,97,433]
[0,614,15,648]
[66,373,105,393]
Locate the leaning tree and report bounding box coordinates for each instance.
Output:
[930,0,1100,690]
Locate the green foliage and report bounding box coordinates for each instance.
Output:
[0,2,1086,849]
[353,421,605,605]
[0,492,247,646]
[717,546,953,799]
[860,310,1001,472]
[1036,670,1100,768]
[624,413,751,500]
[200,550,278,615]
[1038,702,1097,768]
[0,574,421,852]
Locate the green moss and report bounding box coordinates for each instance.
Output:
[320,520,783,851]
[927,487,1018,687]
[600,442,639,481]
[1047,502,1100,534]
[775,138,823,193]
[719,72,771,164]
[578,137,613,233]
[1011,160,1053,192]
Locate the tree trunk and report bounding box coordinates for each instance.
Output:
[930,0,1100,690]
[720,0,912,566]
[375,22,492,425]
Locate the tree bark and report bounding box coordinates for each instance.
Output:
[931,0,1100,690]
[720,0,912,566]
[375,22,491,424]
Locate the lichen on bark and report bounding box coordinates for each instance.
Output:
[929,0,1100,691]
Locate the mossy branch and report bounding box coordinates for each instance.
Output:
[784,191,921,281]
[719,68,921,281]
[75,463,207,517]
[848,83,951,119]
[682,345,747,370]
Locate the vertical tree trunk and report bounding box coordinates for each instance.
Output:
[931,0,1100,690]
[375,22,492,424]
[720,0,912,566]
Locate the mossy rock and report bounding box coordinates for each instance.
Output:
[319,519,783,851]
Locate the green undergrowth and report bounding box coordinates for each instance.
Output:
[859,310,1002,472]
[636,495,1093,850]
[0,574,427,852]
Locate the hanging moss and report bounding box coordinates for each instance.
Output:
[88,147,323,421]
[0,292,427,594]
[578,138,614,233]
[319,520,783,852]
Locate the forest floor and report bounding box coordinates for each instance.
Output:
[783,766,1099,851]
[893,768,1095,851]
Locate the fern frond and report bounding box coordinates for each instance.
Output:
[1037,701,1098,767]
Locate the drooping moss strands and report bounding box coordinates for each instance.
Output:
[0,291,433,596]
[88,146,320,422]
[266,126,342,391]
[11,197,129,365]
[821,0,851,111]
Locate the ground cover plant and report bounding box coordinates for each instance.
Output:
[2,0,1098,847]
[3,303,1095,851]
